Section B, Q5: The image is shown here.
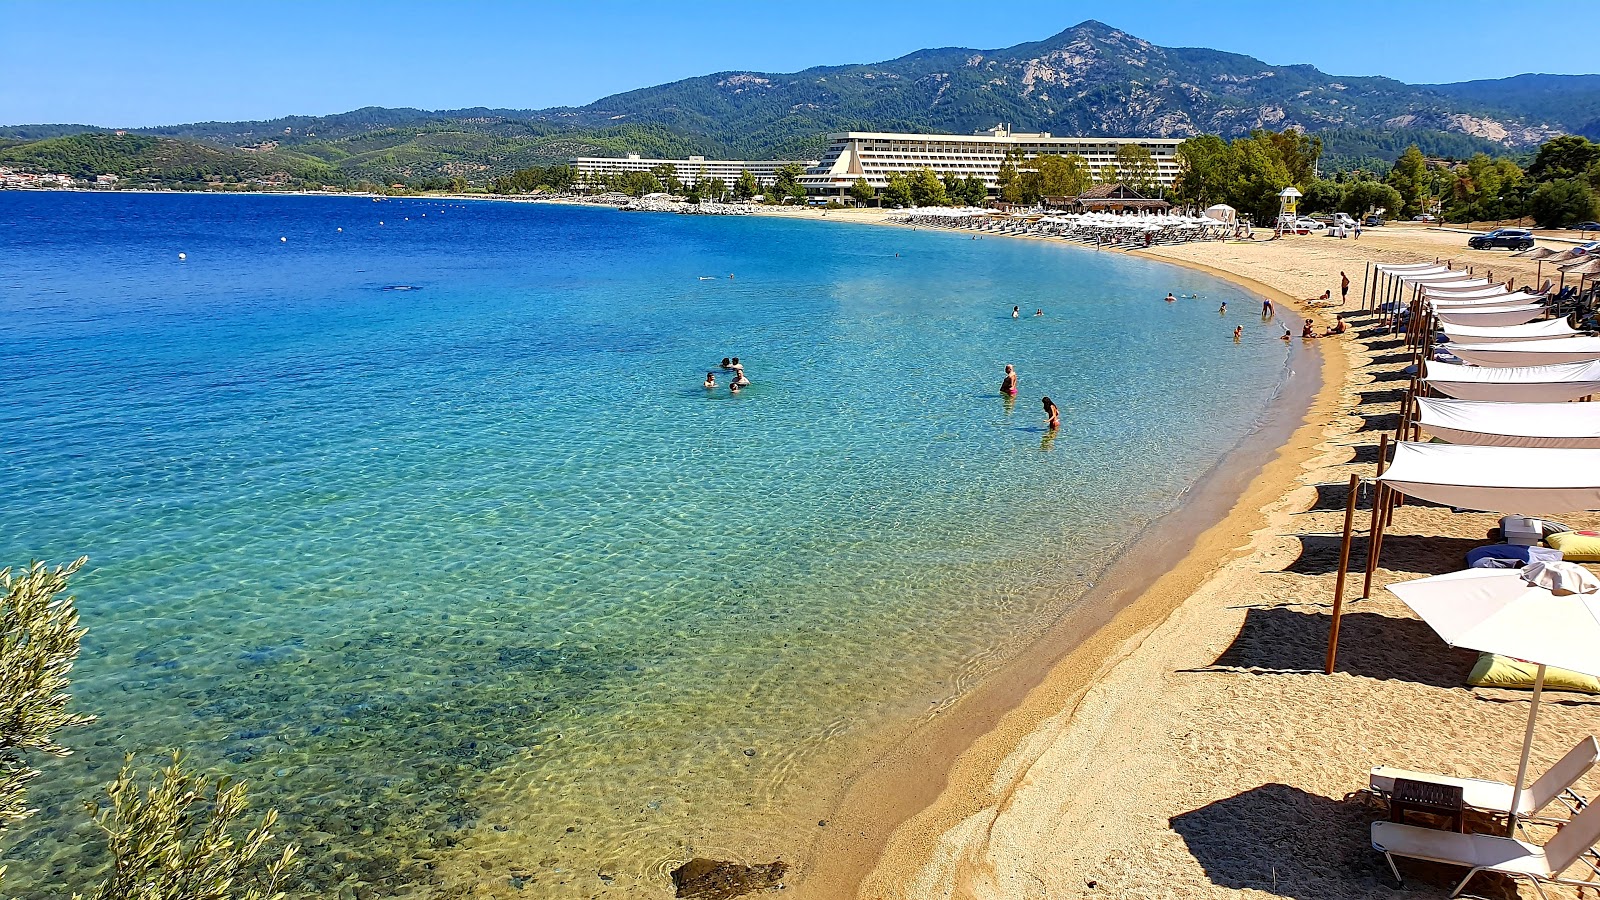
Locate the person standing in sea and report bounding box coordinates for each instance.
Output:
[1262,298,1274,318]
[1041,396,1061,430]
[1001,364,1019,397]
[1233,325,1243,342]
[1012,305,1020,319]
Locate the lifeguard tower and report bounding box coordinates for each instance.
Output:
[1275,187,1302,237]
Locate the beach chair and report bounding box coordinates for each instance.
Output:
[1371,795,1600,898]
[1370,736,1597,823]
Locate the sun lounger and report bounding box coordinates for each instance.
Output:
[1371,795,1600,898]
[1370,736,1597,822]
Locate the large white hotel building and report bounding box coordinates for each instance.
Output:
[798,126,1185,198]
[569,154,816,188]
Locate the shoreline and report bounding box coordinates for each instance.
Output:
[787,241,1339,899]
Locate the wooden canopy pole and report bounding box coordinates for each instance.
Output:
[1362,262,1372,312]
[1362,433,1391,599]
[1326,472,1362,674]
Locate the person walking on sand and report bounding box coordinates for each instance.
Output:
[1001,364,1019,396]
[1012,305,1020,319]
[1041,396,1060,431]
[1354,222,1363,240]
[1233,325,1243,342]
[1340,271,1350,305]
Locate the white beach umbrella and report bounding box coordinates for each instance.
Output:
[1388,564,1600,833]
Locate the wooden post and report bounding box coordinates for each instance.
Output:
[1326,472,1362,674]
[1363,262,1372,312]
[1362,433,1390,599]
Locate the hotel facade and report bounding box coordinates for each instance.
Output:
[798,127,1185,199]
[570,154,817,188]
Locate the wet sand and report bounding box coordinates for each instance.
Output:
[834,229,1600,899]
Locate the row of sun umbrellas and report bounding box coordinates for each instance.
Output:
[1343,261,1600,847]
[893,208,1242,246]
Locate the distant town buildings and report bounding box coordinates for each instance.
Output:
[569,154,817,188]
[0,167,77,188]
[799,126,1184,199]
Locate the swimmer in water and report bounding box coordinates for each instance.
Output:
[734,370,750,387]
[704,372,717,389]
[720,357,733,370]
[1280,328,1292,341]
[1219,302,1227,315]
[1001,364,1018,396]
[1042,396,1061,431]
[1164,292,1177,303]
[1012,306,1020,318]
[730,357,743,375]
[1034,309,1043,317]
[1233,325,1243,342]
[729,380,741,394]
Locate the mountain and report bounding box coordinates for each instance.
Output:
[3,21,1595,185]
[1425,74,1600,141]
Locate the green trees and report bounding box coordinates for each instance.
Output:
[1439,153,1526,223]
[1173,135,1236,209]
[908,167,948,207]
[0,559,295,899]
[956,175,988,206]
[1034,153,1090,198]
[882,172,914,207]
[1386,144,1429,218]
[1341,179,1404,219]
[702,177,728,202]
[1113,144,1160,195]
[771,163,808,203]
[1529,179,1600,229]
[733,169,759,201]
[849,177,876,205]
[1528,135,1600,184]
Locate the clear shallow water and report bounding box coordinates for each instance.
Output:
[0,193,1289,897]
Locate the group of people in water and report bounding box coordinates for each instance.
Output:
[1001,363,1061,431]
[1161,288,1350,344]
[704,357,751,394]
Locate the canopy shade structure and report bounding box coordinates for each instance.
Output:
[1447,337,1600,367]
[1424,285,1515,300]
[1403,273,1489,287]
[1414,397,1600,448]
[1513,247,1560,260]
[1429,294,1546,312]
[1377,263,1451,274]
[1423,359,1600,402]
[1440,318,1581,344]
[1388,564,1600,833]
[1435,305,1547,327]
[1378,442,1600,514]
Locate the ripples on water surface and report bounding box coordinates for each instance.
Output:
[0,193,1288,897]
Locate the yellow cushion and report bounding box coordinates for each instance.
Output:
[1468,653,1600,694]
[1546,531,1600,561]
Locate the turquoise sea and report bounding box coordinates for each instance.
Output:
[0,192,1291,897]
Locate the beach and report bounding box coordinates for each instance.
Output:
[788,225,1600,900]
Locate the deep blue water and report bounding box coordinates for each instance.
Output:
[0,191,1290,897]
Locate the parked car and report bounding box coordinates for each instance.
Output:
[1575,222,1600,232]
[1295,217,1325,231]
[1576,241,1600,255]
[1468,228,1535,251]
[1363,215,1386,227]
[1413,214,1436,222]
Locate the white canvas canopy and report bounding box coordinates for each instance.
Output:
[1435,305,1546,327]
[1401,272,1486,286]
[1414,397,1600,448]
[1447,338,1600,367]
[1429,294,1546,312]
[1425,282,1511,295]
[1378,442,1600,514]
[1377,263,1450,274]
[1440,318,1580,344]
[1203,204,1235,223]
[1423,359,1600,402]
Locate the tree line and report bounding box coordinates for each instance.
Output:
[1172,130,1600,228]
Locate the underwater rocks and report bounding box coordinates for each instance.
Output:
[671,858,787,899]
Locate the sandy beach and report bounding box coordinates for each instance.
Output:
[785,225,1600,900]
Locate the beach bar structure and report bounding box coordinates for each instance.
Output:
[569,154,818,188]
[799,126,1182,199]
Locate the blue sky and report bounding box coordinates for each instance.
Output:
[3,0,1595,127]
